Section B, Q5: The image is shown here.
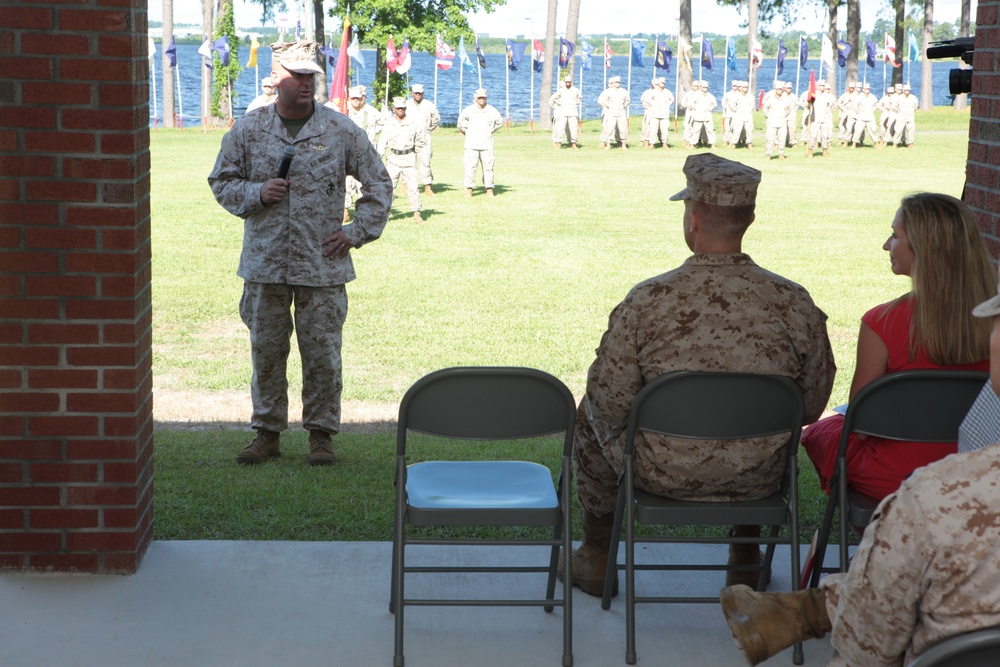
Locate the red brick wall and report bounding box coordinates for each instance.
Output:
[967,1,1000,259]
[0,2,153,573]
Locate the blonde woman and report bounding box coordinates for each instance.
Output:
[803,193,995,500]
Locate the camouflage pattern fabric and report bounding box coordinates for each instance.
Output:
[574,253,836,516]
[821,442,1000,667]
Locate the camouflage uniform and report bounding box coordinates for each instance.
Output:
[598,81,631,146]
[643,83,674,147]
[345,100,383,206]
[852,88,879,145]
[377,111,426,213]
[807,88,837,151]
[729,87,755,147]
[574,252,836,515]
[457,99,504,189]
[892,89,919,146]
[820,443,1000,667]
[405,95,440,187]
[550,82,583,145]
[685,87,718,147]
[208,103,392,434]
[763,91,788,157]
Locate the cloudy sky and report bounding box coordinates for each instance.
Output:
[151,0,967,38]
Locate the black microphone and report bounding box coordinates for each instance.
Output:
[276,145,296,179]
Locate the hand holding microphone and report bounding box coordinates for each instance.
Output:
[276,145,296,179]
[260,145,297,204]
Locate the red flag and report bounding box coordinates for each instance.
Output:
[807,69,817,103]
[386,36,399,73]
[329,17,351,113]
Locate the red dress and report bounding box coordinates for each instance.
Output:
[802,297,990,500]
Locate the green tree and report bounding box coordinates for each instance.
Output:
[328,0,504,109]
[211,0,242,124]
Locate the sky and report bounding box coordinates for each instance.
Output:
[150,0,966,38]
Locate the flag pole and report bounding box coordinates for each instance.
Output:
[773,39,778,84]
[505,36,510,133]
[459,41,464,118]
[175,61,184,130]
[795,37,801,97]
[674,33,680,131]
[530,34,535,134]
[604,37,608,90]
[627,35,633,97]
[149,38,158,129]
[579,49,584,129]
[723,37,729,91]
[434,34,439,108]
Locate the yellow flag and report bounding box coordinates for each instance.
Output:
[247,37,259,67]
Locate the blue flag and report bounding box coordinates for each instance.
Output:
[458,36,475,72]
[347,31,365,69]
[865,36,877,68]
[701,36,713,71]
[799,36,808,68]
[655,40,672,72]
[837,40,852,68]
[776,39,788,75]
[319,42,336,66]
[213,36,230,67]
[631,39,646,67]
[726,39,737,71]
[559,38,575,69]
[506,39,526,71]
[165,37,177,67]
[909,32,920,62]
[476,37,487,68]
[580,40,594,71]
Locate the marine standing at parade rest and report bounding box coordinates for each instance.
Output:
[721,80,739,146]
[892,83,918,148]
[805,81,836,157]
[457,88,504,197]
[207,40,393,466]
[685,80,718,148]
[782,81,798,147]
[405,83,441,195]
[342,85,383,222]
[852,82,879,147]
[728,81,754,149]
[549,74,583,149]
[377,97,427,225]
[762,82,788,159]
[877,86,897,147]
[598,76,631,149]
[643,77,674,149]
[245,76,276,113]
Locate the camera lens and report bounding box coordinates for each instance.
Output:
[949,68,973,96]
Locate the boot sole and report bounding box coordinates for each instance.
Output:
[556,568,618,598]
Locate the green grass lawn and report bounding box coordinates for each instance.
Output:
[152,106,972,542]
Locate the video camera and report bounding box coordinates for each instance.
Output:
[926,37,974,95]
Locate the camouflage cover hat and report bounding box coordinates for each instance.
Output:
[261,76,273,87]
[271,40,324,75]
[411,83,425,93]
[392,96,407,108]
[565,74,574,81]
[609,75,621,84]
[669,153,762,207]
[348,85,365,98]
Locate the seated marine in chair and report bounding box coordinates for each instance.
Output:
[564,153,837,597]
[720,277,1000,666]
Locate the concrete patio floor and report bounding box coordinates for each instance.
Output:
[1,540,835,667]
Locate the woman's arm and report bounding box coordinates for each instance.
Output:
[848,321,890,400]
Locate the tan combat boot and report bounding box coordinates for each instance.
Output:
[726,525,768,590]
[307,430,337,466]
[485,188,494,197]
[822,148,830,157]
[720,585,831,666]
[236,429,280,464]
[557,509,618,597]
[570,142,579,149]
[423,184,434,196]
[465,188,473,197]
[553,142,561,149]
[413,211,424,225]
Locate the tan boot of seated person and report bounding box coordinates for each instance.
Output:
[720,585,831,666]
[556,510,618,597]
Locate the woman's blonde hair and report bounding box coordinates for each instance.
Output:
[892,192,995,365]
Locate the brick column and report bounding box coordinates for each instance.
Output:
[967,1,1000,260]
[0,2,153,573]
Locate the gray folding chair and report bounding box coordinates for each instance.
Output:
[599,371,806,665]
[908,627,1000,667]
[390,367,576,667]
[807,370,989,588]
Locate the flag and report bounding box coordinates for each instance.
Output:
[319,42,336,66]
[246,36,259,67]
[385,37,399,72]
[776,38,788,75]
[329,16,351,112]
[560,37,575,69]
[909,31,919,62]
[476,37,487,68]
[148,36,156,62]
[655,39,672,72]
[165,37,177,67]
[836,40,851,68]
[884,34,898,67]
[532,39,544,73]
[458,36,475,72]
[506,39,526,71]
[347,31,365,69]
[605,38,613,69]
[821,34,835,70]
[799,36,808,67]
[751,38,763,69]
[807,69,817,103]
[678,39,692,71]
[197,38,213,64]
[727,38,737,71]
[632,39,646,67]
[580,39,594,71]
[865,36,877,69]
[700,36,713,71]
[397,38,412,74]
[213,36,230,67]
[436,34,456,70]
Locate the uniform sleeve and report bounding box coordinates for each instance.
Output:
[491,109,504,133]
[343,129,392,249]
[586,298,643,445]
[428,105,441,132]
[207,126,267,220]
[797,304,837,424]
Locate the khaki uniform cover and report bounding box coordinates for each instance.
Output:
[574,253,836,515]
[208,103,392,434]
[377,114,427,213]
[457,102,504,189]
[549,84,583,145]
[598,85,631,145]
[642,87,674,146]
[405,97,440,186]
[821,442,1000,667]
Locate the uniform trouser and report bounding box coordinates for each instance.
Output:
[840,116,856,141]
[881,117,895,143]
[463,148,495,188]
[601,114,628,144]
[730,118,753,146]
[722,115,732,143]
[687,119,715,146]
[640,113,652,142]
[385,160,422,212]
[893,119,915,145]
[765,125,787,154]
[240,282,347,434]
[552,115,580,144]
[415,137,433,185]
[785,118,798,145]
[647,117,670,145]
[572,400,624,516]
[852,119,878,144]
[807,121,832,149]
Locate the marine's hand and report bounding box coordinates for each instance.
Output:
[261,178,289,204]
[322,230,353,259]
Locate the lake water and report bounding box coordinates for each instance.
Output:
[149,42,963,128]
